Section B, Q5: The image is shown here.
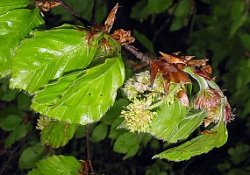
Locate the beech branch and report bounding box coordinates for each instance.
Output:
[123,45,152,63]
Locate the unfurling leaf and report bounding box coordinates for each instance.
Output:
[153,121,228,161]
[149,100,205,142]
[10,25,125,125]
[32,57,124,124]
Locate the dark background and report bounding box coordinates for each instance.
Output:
[1,0,250,174]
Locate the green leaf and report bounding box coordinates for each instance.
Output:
[130,0,148,21]
[113,132,140,159]
[10,25,101,93]
[52,0,94,21]
[147,0,173,14]
[170,17,186,31]
[166,110,206,143]
[28,155,81,175]
[18,143,46,169]
[17,93,32,110]
[0,8,44,78]
[149,101,189,142]
[229,0,248,37]
[229,12,247,38]
[131,0,173,21]
[174,0,191,17]
[229,0,247,38]
[134,30,155,53]
[239,33,250,50]
[4,123,31,147]
[31,57,125,125]
[0,0,32,15]
[153,121,228,161]
[0,114,22,131]
[0,78,18,101]
[228,144,250,164]
[91,123,108,142]
[230,0,246,21]
[94,0,108,23]
[102,98,129,125]
[41,121,76,148]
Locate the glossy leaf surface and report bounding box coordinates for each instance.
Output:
[0,0,31,14]
[153,121,228,161]
[0,8,44,77]
[32,57,125,124]
[41,121,76,148]
[10,25,102,93]
[28,155,81,175]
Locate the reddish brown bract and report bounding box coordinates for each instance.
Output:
[104,3,119,33]
[111,29,135,45]
[35,0,61,11]
[150,51,213,93]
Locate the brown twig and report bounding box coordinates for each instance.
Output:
[123,45,152,63]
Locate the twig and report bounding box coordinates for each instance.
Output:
[123,45,152,63]
[86,125,95,174]
[54,0,92,27]
[52,1,153,64]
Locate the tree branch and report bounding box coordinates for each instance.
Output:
[123,45,152,63]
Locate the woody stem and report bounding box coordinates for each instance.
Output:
[123,45,152,63]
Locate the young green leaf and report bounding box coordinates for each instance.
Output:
[153,121,228,161]
[32,57,125,125]
[149,100,188,142]
[113,132,140,159]
[41,121,76,148]
[4,123,31,147]
[0,8,44,78]
[0,0,32,15]
[28,155,81,175]
[18,143,46,169]
[131,0,173,21]
[134,30,155,53]
[91,123,108,142]
[0,114,22,131]
[166,110,206,143]
[10,25,103,93]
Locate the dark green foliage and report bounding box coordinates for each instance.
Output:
[0,0,249,175]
